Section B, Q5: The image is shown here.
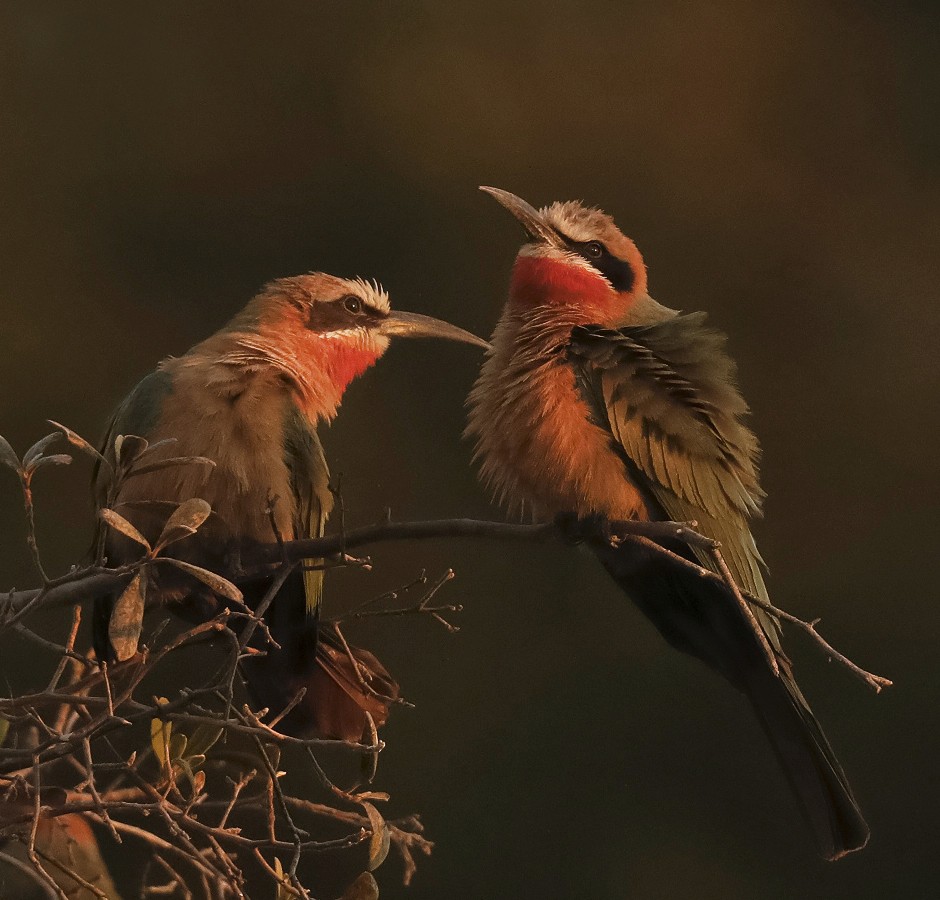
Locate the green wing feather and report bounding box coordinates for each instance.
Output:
[570,316,871,858]
[283,404,334,615]
[568,315,777,639]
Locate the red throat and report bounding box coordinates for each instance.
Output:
[322,341,380,394]
[509,255,626,320]
[258,317,382,418]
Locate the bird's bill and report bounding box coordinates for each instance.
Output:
[479,186,565,249]
[380,310,490,349]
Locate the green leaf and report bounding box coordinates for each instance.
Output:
[109,571,146,661]
[0,716,9,747]
[362,802,390,872]
[184,752,207,770]
[169,731,187,764]
[158,558,243,603]
[185,723,224,759]
[99,508,151,552]
[154,498,212,551]
[0,434,21,472]
[342,872,380,900]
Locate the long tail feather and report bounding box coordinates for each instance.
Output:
[744,661,869,859]
[595,541,868,859]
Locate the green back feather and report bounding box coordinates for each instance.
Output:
[568,315,779,643]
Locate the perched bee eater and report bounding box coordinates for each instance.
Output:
[94,272,487,739]
[466,187,868,859]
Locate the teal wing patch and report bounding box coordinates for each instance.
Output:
[283,404,334,616]
[93,370,174,554]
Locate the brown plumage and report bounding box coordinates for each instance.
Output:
[94,272,486,740]
[467,187,869,859]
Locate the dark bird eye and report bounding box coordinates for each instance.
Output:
[585,241,604,258]
[342,295,363,314]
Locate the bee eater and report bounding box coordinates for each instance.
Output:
[466,187,868,859]
[94,272,487,740]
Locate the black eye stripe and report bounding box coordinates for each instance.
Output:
[565,238,635,293]
[306,297,386,332]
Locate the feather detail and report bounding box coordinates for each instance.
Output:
[466,307,648,522]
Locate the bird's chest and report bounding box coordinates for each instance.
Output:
[118,382,298,546]
[470,344,648,522]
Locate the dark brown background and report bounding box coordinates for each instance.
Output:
[1,3,938,897]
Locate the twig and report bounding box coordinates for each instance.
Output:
[710,547,780,677]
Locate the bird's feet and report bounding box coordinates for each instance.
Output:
[553,512,612,546]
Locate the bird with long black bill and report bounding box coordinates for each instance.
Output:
[94,272,487,740]
[466,187,869,859]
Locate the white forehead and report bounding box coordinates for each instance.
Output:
[540,200,623,245]
[347,277,391,313]
[540,201,594,242]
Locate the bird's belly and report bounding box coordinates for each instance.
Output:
[475,361,649,523]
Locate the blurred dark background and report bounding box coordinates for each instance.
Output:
[1,2,938,897]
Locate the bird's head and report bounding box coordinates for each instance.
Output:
[228,272,487,417]
[480,187,652,325]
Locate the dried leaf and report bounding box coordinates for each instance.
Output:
[135,437,177,458]
[151,714,172,768]
[99,508,151,552]
[23,432,62,468]
[342,872,380,900]
[362,801,390,871]
[124,455,216,479]
[191,769,206,795]
[48,420,110,467]
[0,716,9,747]
[109,571,146,661]
[273,857,293,900]
[0,434,21,472]
[30,453,73,472]
[115,434,149,467]
[155,497,212,550]
[159,558,243,603]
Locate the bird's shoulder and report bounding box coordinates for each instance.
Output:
[567,313,763,513]
[282,401,333,535]
[567,313,769,599]
[104,369,176,445]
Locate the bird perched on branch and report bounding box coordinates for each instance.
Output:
[466,187,868,859]
[93,272,487,740]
